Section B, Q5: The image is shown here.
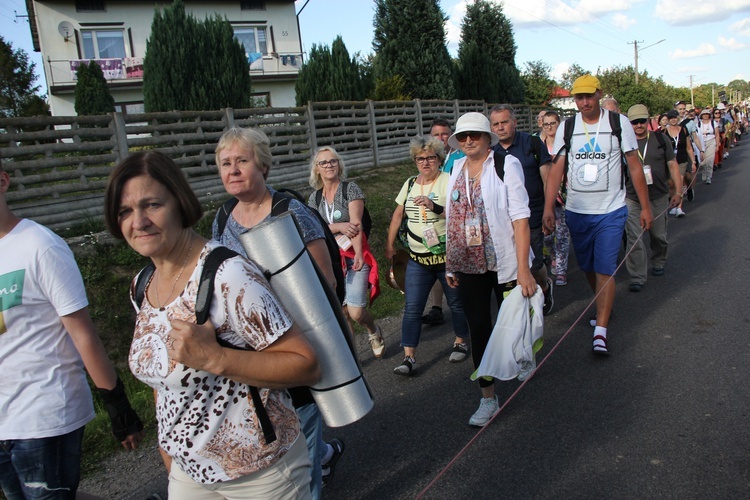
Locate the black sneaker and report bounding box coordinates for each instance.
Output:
[321,438,345,488]
[393,356,417,376]
[421,307,445,325]
[687,188,694,201]
[542,278,554,316]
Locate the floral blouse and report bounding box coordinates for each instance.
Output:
[445,169,497,275]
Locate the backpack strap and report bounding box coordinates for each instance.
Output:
[195,247,239,325]
[314,188,323,208]
[216,197,240,238]
[132,263,155,309]
[529,134,544,166]
[607,110,628,190]
[196,246,277,445]
[492,149,506,181]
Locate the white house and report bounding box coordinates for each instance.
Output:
[25,0,303,116]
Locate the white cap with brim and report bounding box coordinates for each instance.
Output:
[447,112,500,150]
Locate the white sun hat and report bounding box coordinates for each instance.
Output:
[448,112,500,150]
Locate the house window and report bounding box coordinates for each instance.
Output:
[76,0,105,12]
[81,30,126,59]
[240,1,265,10]
[234,27,268,56]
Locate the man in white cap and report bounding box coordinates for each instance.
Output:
[624,104,682,292]
[543,75,653,356]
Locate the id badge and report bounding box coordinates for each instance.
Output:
[335,233,352,250]
[422,224,439,248]
[583,163,598,182]
[643,165,653,185]
[465,218,482,247]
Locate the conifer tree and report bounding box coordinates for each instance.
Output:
[143,0,250,112]
[74,61,115,115]
[372,0,454,99]
[0,36,48,117]
[454,0,524,103]
[295,36,367,104]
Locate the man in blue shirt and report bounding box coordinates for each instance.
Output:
[489,104,554,314]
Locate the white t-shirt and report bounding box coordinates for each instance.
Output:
[129,241,299,484]
[0,219,94,439]
[553,110,638,215]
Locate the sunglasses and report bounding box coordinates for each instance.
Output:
[630,119,648,125]
[455,131,484,142]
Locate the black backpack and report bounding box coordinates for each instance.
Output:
[314,181,372,238]
[132,247,277,445]
[215,189,346,305]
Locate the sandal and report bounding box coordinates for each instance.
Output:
[592,335,610,356]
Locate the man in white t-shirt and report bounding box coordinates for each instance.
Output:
[0,161,144,498]
[543,75,653,356]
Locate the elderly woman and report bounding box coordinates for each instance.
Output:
[307,146,384,360]
[384,136,469,376]
[211,128,343,498]
[104,150,319,498]
[444,112,537,427]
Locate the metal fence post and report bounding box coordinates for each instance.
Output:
[415,99,423,135]
[224,107,235,130]
[112,111,129,161]
[307,101,318,152]
[367,100,379,168]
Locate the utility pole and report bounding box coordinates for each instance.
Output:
[689,75,695,106]
[629,39,665,84]
[629,40,642,84]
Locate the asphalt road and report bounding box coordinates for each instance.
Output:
[109,138,750,499]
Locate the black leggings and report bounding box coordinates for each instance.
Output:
[456,272,516,388]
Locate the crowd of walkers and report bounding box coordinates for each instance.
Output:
[1,72,746,499]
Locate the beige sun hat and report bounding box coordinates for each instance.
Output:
[447,112,499,150]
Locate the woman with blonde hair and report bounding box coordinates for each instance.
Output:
[307,146,384,359]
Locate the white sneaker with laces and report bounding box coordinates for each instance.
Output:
[468,395,499,427]
[517,357,537,382]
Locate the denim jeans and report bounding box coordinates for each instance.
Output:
[296,403,325,500]
[401,259,468,347]
[0,425,85,499]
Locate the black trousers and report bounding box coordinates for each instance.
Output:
[456,271,516,388]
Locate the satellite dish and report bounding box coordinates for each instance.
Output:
[58,21,74,40]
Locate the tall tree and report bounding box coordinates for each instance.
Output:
[295,36,367,105]
[372,0,454,99]
[454,0,524,103]
[143,0,250,112]
[0,36,49,118]
[74,61,115,115]
[559,63,589,91]
[521,60,556,105]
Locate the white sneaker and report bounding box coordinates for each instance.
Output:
[468,395,499,427]
[368,327,385,358]
[668,207,678,216]
[517,357,537,382]
[723,152,729,159]
[675,207,686,218]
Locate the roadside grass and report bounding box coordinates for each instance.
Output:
[75,159,416,474]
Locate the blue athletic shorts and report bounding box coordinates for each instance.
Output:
[565,206,627,276]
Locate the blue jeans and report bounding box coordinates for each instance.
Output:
[401,259,468,348]
[296,403,325,500]
[0,426,85,499]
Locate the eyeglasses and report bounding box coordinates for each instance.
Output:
[316,158,340,169]
[414,155,438,164]
[542,122,559,128]
[455,131,484,142]
[630,119,648,125]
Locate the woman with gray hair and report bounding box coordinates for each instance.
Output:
[307,146,384,360]
[385,136,469,376]
[211,127,341,498]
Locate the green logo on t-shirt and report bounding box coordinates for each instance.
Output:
[0,270,25,312]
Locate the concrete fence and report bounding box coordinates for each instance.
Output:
[0,100,559,230]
